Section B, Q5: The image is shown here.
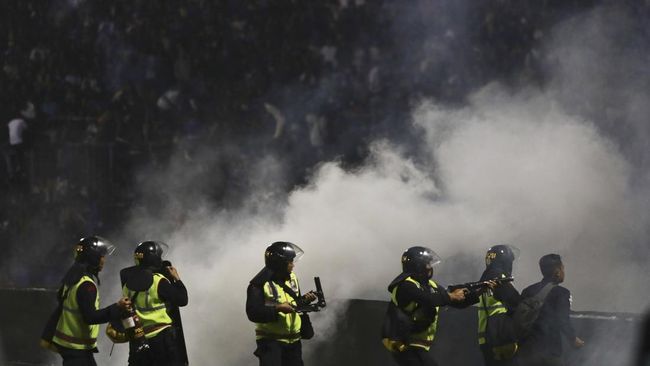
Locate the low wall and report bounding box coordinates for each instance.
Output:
[1,289,642,366]
[307,300,641,366]
[0,288,59,366]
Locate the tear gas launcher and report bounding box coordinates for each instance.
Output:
[295,277,327,313]
[447,277,514,294]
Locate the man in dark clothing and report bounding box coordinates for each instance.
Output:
[383,246,479,366]
[636,310,650,366]
[41,236,131,366]
[517,254,584,366]
[478,245,521,366]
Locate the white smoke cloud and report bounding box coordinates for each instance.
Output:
[544,4,650,170]
[413,85,645,310]
[93,3,650,365]
[97,83,648,366]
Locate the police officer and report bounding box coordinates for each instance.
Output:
[246,241,318,366]
[41,236,131,366]
[384,246,470,366]
[121,241,188,366]
[478,245,522,366]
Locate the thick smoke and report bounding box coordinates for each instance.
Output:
[541,2,650,311]
[412,85,645,311]
[91,2,649,365]
[546,3,650,170]
[97,86,648,364]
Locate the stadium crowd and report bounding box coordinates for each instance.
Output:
[2,0,646,287]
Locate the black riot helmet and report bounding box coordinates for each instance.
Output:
[401,246,441,279]
[74,236,115,269]
[134,241,168,269]
[485,244,520,275]
[264,241,304,273]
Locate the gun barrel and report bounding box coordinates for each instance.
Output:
[495,277,514,285]
[447,277,514,292]
[314,277,326,308]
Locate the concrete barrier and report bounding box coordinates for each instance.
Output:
[0,288,59,366]
[304,300,641,366]
[1,289,641,366]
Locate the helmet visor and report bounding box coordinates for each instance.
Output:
[157,242,170,258]
[287,242,304,263]
[507,245,521,260]
[105,243,116,256]
[420,247,442,268]
[95,236,116,256]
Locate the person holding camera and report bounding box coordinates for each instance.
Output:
[246,241,318,366]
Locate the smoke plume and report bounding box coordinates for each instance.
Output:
[91,2,649,365]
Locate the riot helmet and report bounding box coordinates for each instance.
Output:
[485,244,520,275]
[265,241,303,274]
[401,246,441,279]
[134,241,168,269]
[74,236,115,270]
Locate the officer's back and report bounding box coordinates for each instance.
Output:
[518,254,584,366]
[520,280,572,356]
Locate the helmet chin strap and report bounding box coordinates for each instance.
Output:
[86,264,101,285]
[411,270,431,282]
[272,267,291,281]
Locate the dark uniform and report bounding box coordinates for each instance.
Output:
[41,236,124,366]
[121,241,188,366]
[246,241,315,366]
[637,311,650,366]
[478,245,521,366]
[516,254,581,366]
[383,246,478,366]
[516,280,575,366]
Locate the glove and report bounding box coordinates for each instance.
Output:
[106,323,129,343]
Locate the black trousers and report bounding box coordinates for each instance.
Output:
[254,339,304,366]
[516,343,563,366]
[391,347,438,366]
[516,352,563,366]
[60,351,97,366]
[480,344,518,366]
[4,143,29,185]
[128,327,184,366]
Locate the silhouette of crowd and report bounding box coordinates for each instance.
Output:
[3,0,647,287]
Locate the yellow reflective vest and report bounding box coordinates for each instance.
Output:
[477,291,509,345]
[123,273,173,339]
[390,277,440,351]
[477,274,517,360]
[255,272,302,343]
[52,275,99,350]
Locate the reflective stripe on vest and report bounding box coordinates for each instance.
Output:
[255,272,302,344]
[52,276,99,350]
[477,275,509,345]
[390,277,439,351]
[124,273,173,339]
